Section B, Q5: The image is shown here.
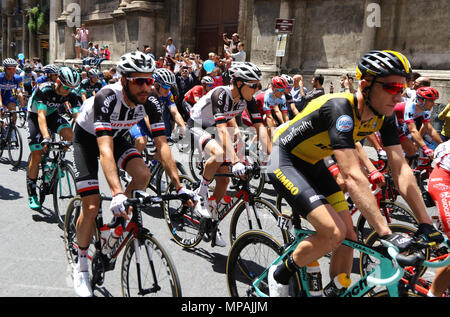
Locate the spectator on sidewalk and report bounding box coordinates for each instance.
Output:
[80,24,89,57]
[223,32,240,53]
[103,45,111,60]
[225,42,246,62]
[164,37,176,71]
[72,28,82,59]
[296,74,325,112]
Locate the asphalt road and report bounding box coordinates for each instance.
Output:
[0,125,438,298]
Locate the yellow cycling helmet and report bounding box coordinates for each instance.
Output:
[356,50,412,80]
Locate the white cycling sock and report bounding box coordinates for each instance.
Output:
[427,290,436,297]
[198,176,211,198]
[78,247,89,272]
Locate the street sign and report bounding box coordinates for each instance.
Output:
[276,34,288,57]
[275,18,295,34]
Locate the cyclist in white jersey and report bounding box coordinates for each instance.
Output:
[72,51,195,297]
[188,62,269,247]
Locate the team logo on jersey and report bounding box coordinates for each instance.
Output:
[336,115,353,132]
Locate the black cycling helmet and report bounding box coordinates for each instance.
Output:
[356,50,412,80]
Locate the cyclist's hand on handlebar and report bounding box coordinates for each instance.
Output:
[232,162,247,178]
[415,223,444,244]
[368,169,385,186]
[110,193,131,220]
[380,232,414,253]
[177,187,196,207]
[41,138,51,153]
[422,145,434,159]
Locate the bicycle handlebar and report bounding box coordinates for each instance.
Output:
[214,163,261,178]
[366,245,405,287]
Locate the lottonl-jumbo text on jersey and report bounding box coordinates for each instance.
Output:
[273,92,400,164]
[76,82,165,139]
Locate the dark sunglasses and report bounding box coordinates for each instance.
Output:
[374,81,406,95]
[126,77,154,86]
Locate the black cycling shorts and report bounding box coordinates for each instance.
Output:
[26,111,71,151]
[266,143,348,219]
[72,123,142,197]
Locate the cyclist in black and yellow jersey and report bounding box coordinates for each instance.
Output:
[267,50,444,297]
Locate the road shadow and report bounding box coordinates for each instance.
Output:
[0,185,22,200]
[31,206,58,225]
[176,245,227,275]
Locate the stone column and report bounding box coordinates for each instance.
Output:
[22,9,29,59]
[237,0,254,61]
[286,0,307,72]
[6,13,12,58]
[1,14,7,60]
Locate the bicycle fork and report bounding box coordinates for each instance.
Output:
[134,232,161,295]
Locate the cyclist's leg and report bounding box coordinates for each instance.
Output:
[114,136,149,196]
[26,113,44,208]
[266,146,346,286]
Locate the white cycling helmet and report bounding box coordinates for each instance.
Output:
[43,64,60,74]
[281,74,294,87]
[3,58,17,68]
[201,76,214,85]
[153,68,176,86]
[117,51,156,76]
[228,62,262,82]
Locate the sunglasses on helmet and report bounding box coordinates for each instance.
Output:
[126,77,154,86]
[374,81,406,95]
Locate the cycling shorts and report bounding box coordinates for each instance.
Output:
[72,123,142,197]
[266,143,348,219]
[26,111,71,151]
[428,165,450,238]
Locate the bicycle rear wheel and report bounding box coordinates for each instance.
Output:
[7,125,23,167]
[227,230,299,297]
[53,163,78,230]
[63,196,96,273]
[121,233,182,297]
[189,147,203,182]
[163,175,203,248]
[355,200,419,243]
[229,197,289,246]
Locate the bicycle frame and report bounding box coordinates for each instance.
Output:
[252,228,405,298]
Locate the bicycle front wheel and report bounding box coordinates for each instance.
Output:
[163,175,203,248]
[7,125,23,167]
[229,197,289,246]
[121,233,182,297]
[53,163,78,230]
[226,230,290,297]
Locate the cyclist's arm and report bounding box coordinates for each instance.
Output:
[355,141,378,174]
[97,135,123,197]
[169,106,185,129]
[254,121,271,155]
[272,105,284,125]
[37,107,51,140]
[153,135,182,191]
[420,121,443,145]
[16,87,25,108]
[385,143,432,224]
[334,147,391,236]
[406,121,426,147]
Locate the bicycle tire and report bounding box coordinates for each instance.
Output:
[7,125,23,167]
[163,175,203,248]
[229,197,289,246]
[356,200,419,243]
[121,233,182,297]
[359,224,431,293]
[226,230,298,297]
[188,147,203,182]
[63,196,97,275]
[53,163,78,230]
[16,111,26,128]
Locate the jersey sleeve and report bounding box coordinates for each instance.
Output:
[68,92,82,109]
[379,114,401,147]
[280,96,288,113]
[145,95,166,138]
[423,110,432,122]
[403,100,417,124]
[92,89,117,137]
[246,97,263,124]
[210,88,228,125]
[321,98,356,150]
[35,87,49,112]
